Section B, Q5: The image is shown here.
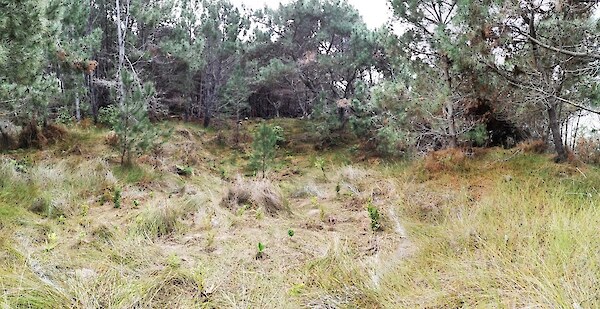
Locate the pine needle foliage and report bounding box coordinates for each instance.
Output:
[249,123,283,178]
[112,71,164,166]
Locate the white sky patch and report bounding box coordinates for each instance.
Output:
[229,0,392,29]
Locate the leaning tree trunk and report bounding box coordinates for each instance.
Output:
[548,103,568,162]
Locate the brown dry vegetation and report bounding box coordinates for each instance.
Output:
[1,119,599,308]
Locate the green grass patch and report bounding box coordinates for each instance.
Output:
[113,164,153,184]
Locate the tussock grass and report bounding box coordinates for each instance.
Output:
[132,198,197,239]
[0,161,39,209]
[113,164,153,184]
[1,267,71,309]
[137,268,208,307]
[222,176,288,216]
[302,244,381,308]
[0,158,117,217]
[288,181,325,199]
[339,165,370,183]
[61,267,208,308]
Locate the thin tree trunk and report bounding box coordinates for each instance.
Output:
[548,104,568,162]
[442,54,457,148]
[203,100,211,127]
[447,102,457,148]
[87,73,98,123]
[75,92,81,122]
[116,0,127,109]
[571,111,582,150]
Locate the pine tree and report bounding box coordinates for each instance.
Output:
[0,0,61,124]
[113,71,161,166]
[222,64,250,146]
[249,123,283,178]
[52,0,103,123]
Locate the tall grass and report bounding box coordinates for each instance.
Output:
[377,154,600,307]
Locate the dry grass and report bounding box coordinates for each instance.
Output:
[222,176,288,216]
[376,154,600,307]
[2,120,600,308]
[423,147,467,172]
[517,139,547,154]
[133,198,198,239]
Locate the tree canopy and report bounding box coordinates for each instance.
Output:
[1,0,599,161]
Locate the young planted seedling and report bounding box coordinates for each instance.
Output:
[256,242,266,259]
[314,157,327,178]
[367,201,382,231]
[113,188,122,209]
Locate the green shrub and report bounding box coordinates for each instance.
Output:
[98,105,119,127]
[464,124,489,147]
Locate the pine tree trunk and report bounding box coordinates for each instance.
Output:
[75,92,81,123]
[442,55,457,148]
[115,0,127,109]
[447,101,457,148]
[203,104,211,128]
[548,104,568,162]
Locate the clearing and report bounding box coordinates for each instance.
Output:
[1,119,599,308]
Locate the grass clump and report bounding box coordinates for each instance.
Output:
[133,199,196,239]
[176,164,193,176]
[137,269,210,307]
[222,176,288,216]
[113,187,122,209]
[517,139,547,154]
[302,248,380,308]
[113,164,151,184]
[0,273,72,309]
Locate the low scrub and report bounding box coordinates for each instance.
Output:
[424,148,467,172]
[221,176,288,216]
[576,137,600,164]
[517,139,547,154]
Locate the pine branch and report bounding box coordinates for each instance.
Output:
[482,61,600,115]
[520,31,600,60]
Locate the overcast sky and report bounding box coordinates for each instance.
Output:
[229,0,393,29]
